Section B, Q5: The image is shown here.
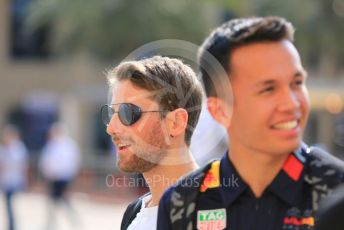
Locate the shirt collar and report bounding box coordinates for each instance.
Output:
[218,145,309,207]
[267,146,309,206]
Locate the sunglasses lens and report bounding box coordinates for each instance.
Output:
[101,105,113,126]
[119,103,141,126]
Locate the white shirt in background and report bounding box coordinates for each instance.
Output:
[0,140,28,191]
[39,136,80,181]
[190,104,228,166]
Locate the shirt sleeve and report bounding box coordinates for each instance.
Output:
[157,187,174,230]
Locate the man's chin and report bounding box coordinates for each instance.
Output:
[117,159,157,173]
[278,139,303,155]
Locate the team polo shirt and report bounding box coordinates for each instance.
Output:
[157,149,315,230]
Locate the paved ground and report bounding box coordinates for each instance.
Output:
[0,192,128,230]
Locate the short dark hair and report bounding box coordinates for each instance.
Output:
[198,16,295,97]
[107,56,203,146]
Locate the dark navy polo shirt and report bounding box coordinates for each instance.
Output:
[157,149,314,230]
[193,152,312,230]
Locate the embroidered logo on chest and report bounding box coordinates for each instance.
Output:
[283,208,314,229]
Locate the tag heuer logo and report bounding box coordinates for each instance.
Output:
[197,208,227,230]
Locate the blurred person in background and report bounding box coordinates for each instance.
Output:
[103,56,203,230]
[190,104,228,166]
[0,125,28,230]
[158,16,344,229]
[39,122,80,229]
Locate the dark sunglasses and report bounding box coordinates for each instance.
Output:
[101,103,168,126]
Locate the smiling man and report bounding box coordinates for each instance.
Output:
[102,56,203,230]
[157,17,344,230]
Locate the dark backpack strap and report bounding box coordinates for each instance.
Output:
[305,146,344,211]
[170,161,215,230]
[121,193,150,230]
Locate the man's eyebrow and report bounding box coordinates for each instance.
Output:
[254,70,308,88]
[294,69,308,79]
[255,80,276,88]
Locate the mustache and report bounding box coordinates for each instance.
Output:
[111,134,134,144]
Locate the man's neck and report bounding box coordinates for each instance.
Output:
[143,150,198,207]
[229,145,290,198]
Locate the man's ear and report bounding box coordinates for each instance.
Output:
[165,108,188,137]
[207,97,232,128]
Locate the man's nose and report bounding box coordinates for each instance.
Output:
[277,88,301,112]
[106,114,125,136]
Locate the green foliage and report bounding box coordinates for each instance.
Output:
[25,0,344,73]
[26,0,216,61]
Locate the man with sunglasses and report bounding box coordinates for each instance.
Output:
[102,56,203,230]
[157,16,344,230]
